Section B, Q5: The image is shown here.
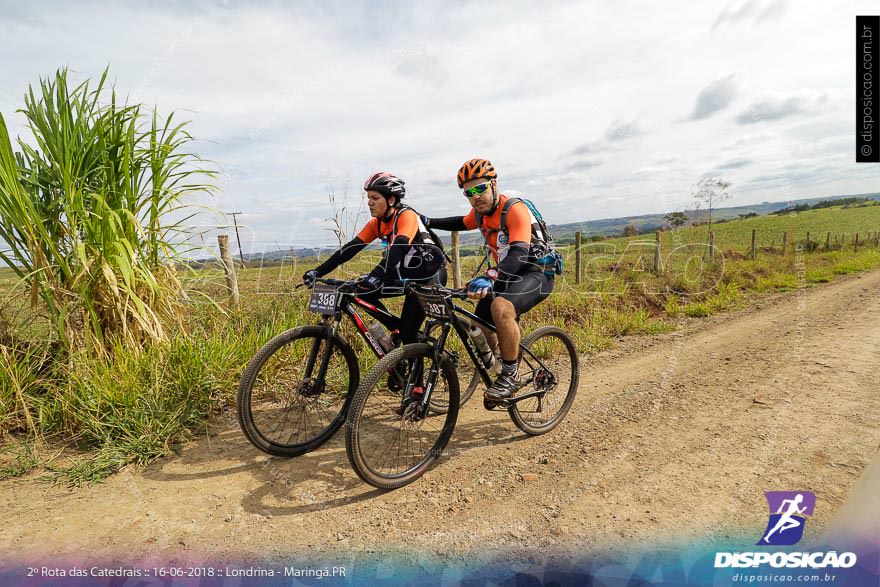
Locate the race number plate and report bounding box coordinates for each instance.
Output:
[308,283,338,315]
[416,293,448,319]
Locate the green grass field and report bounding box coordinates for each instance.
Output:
[2,202,879,484]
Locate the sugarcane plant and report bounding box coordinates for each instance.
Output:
[0,67,214,354]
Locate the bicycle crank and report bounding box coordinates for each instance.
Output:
[482,388,548,411]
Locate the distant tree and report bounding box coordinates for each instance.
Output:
[692,177,732,230]
[664,211,688,228]
[623,223,638,237]
[771,203,810,216]
[813,197,869,210]
[738,212,759,219]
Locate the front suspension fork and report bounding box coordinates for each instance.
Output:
[304,318,339,389]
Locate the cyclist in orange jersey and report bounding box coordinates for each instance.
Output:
[303,172,446,345]
[425,159,555,399]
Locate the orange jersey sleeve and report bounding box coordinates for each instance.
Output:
[393,209,419,243]
[356,218,380,243]
[505,201,532,244]
[462,209,478,230]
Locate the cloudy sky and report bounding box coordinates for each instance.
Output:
[1,0,878,254]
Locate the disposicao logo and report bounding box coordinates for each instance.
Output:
[758,490,815,546]
[714,491,858,570]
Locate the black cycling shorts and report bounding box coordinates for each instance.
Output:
[475,271,554,326]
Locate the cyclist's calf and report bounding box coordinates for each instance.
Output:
[491,297,521,360]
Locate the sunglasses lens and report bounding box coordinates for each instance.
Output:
[464,183,490,198]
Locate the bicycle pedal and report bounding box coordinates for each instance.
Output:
[483,398,502,410]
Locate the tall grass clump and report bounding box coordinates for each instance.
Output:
[0,67,217,481]
[0,67,213,353]
[0,342,52,436]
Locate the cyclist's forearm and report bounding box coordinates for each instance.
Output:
[314,237,367,276]
[428,216,467,231]
[495,242,529,282]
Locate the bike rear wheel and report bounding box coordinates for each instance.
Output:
[508,326,579,435]
[346,343,459,489]
[237,325,358,457]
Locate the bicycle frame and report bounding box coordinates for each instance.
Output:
[303,279,402,387]
[411,285,558,409]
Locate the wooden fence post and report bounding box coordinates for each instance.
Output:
[218,234,240,307]
[782,231,788,255]
[451,231,462,289]
[750,229,757,260]
[654,231,662,274]
[708,231,715,261]
[805,232,811,250]
[825,231,831,251]
[575,231,582,285]
[854,233,860,251]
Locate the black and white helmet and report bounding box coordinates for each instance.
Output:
[363,172,405,201]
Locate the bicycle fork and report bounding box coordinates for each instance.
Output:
[405,323,451,417]
[303,318,339,393]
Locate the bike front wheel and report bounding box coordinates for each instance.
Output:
[237,325,358,457]
[508,326,579,435]
[346,343,459,489]
[421,318,481,413]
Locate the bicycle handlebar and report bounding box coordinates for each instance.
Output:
[316,277,357,287]
[303,277,480,300]
[296,277,361,292]
[406,282,470,300]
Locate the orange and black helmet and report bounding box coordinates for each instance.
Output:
[457,158,497,188]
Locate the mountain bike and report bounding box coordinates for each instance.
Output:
[236,278,481,457]
[345,282,579,489]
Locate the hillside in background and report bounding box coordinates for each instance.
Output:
[193,192,880,264]
[544,192,880,243]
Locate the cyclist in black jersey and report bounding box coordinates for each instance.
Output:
[302,172,446,345]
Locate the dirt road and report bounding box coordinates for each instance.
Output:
[2,270,878,567]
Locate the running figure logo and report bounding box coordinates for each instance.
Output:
[758,491,816,546]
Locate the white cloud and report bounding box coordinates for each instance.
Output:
[689,74,742,120]
[712,0,789,31]
[0,0,876,250]
[735,90,829,125]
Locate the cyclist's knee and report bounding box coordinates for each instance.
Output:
[490,297,516,322]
